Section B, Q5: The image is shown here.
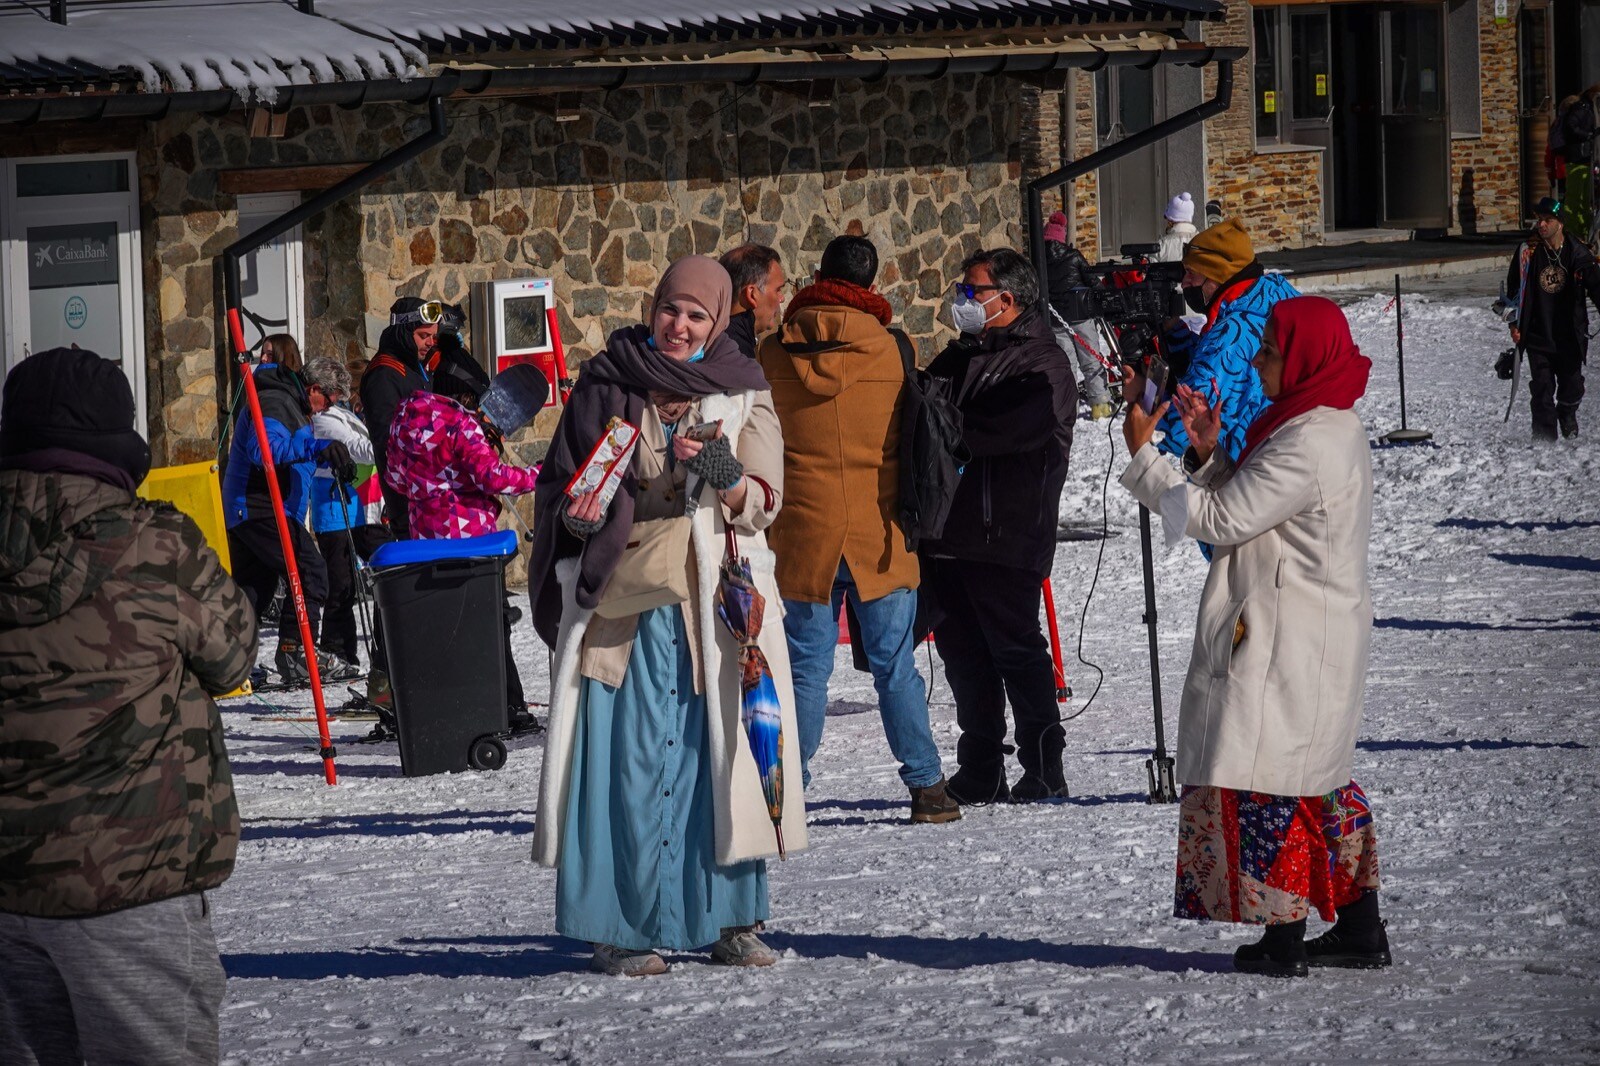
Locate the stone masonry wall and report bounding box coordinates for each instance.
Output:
[1450,0,1521,235]
[130,74,1022,467]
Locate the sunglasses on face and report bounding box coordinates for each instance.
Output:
[953,283,1003,300]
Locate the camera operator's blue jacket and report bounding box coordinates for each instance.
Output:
[223,363,333,529]
[1158,271,1298,462]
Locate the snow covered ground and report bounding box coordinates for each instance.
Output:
[215,274,1599,1064]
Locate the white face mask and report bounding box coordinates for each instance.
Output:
[950,292,1001,334]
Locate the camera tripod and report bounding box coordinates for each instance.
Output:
[1137,504,1178,804]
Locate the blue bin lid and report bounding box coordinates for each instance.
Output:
[370,529,520,567]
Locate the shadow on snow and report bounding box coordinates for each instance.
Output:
[240,809,534,841]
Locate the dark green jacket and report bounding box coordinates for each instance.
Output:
[0,469,255,917]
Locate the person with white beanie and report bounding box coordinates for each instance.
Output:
[1159,192,1198,264]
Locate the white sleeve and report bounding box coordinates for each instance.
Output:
[313,410,375,466]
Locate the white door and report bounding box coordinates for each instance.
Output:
[0,153,146,432]
[235,192,305,355]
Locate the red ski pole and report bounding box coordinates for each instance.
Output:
[227,308,338,786]
[1041,578,1070,702]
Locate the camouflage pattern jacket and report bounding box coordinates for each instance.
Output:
[0,469,257,917]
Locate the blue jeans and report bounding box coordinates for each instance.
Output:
[783,561,944,790]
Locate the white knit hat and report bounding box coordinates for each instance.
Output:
[1164,192,1195,224]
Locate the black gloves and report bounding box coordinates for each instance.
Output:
[319,440,357,485]
[683,435,744,491]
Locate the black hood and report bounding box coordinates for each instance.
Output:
[376,322,421,368]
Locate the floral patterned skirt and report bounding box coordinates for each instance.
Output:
[1174,780,1380,925]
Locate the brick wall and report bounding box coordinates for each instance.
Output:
[1450,0,1522,235]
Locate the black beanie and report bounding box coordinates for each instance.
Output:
[0,348,152,484]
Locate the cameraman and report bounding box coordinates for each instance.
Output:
[1042,211,1116,419]
[922,248,1077,804]
[1139,218,1298,474]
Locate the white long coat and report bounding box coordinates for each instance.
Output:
[532,389,809,868]
[1120,407,1374,796]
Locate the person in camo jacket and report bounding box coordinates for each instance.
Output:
[0,348,257,1066]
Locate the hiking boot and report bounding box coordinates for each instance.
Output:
[946,766,1009,806]
[909,777,962,824]
[1233,920,1308,979]
[590,944,669,977]
[1558,407,1579,439]
[710,926,777,968]
[1010,772,1070,803]
[1306,919,1392,969]
[509,707,545,736]
[1089,402,1114,421]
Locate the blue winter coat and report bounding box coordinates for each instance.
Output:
[222,364,329,528]
[1157,271,1300,462]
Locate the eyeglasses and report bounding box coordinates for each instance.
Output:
[392,300,446,326]
[953,283,1002,300]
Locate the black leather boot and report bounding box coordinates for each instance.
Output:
[1306,892,1393,969]
[1233,919,1309,978]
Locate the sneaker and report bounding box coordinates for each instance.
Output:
[946,766,1010,806]
[1089,402,1114,421]
[710,926,777,968]
[1233,928,1309,979]
[1558,408,1579,439]
[1306,919,1393,969]
[1010,772,1070,803]
[590,944,669,977]
[909,777,962,824]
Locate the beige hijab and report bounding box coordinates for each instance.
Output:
[649,255,733,346]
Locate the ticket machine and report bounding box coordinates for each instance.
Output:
[468,276,570,406]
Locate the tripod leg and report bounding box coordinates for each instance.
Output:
[1138,505,1177,803]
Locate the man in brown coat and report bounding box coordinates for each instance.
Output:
[0,348,256,1065]
[759,235,958,823]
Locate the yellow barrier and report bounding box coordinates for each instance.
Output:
[138,461,249,697]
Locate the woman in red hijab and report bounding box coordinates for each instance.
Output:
[1120,296,1389,978]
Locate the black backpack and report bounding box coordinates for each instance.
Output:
[892,330,970,552]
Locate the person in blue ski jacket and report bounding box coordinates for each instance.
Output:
[1150,218,1299,465]
[222,339,359,685]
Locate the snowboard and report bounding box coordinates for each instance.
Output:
[480,362,551,437]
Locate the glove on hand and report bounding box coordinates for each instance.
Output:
[683,435,744,491]
[318,440,358,485]
[562,507,605,539]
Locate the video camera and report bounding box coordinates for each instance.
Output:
[1053,244,1186,367]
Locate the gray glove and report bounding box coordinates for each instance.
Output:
[562,507,604,539]
[683,435,744,491]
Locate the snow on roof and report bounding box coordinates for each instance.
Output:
[0,0,1218,101]
[0,0,423,102]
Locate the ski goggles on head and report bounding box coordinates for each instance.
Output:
[391,300,446,326]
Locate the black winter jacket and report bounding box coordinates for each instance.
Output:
[1507,233,1600,358]
[360,323,430,539]
[920,307,1077,576]
[1044,242,1093,311]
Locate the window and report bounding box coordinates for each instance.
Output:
[1290,11,1331,122]
[1446,0,1482,135]
[235,192,305,355]
[1254,8,1282,143]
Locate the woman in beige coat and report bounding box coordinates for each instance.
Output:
[527,256,807,978]
[1120,296,1390,979]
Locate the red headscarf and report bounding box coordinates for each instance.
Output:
[1238,296,1371,464]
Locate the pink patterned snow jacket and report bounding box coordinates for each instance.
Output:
[385,391,538,540]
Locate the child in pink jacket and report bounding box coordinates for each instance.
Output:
[384,390,538,541]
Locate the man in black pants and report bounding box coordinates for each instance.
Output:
[921,248,1077,804]
[1506,197,1600,440]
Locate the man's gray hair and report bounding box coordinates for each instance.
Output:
[960,248,1040,310]
[303,356,352,398]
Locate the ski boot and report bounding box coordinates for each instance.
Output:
[274,639,363,686]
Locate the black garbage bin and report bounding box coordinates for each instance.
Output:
[370,530,519,776]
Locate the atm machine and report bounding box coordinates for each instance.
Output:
[468,276,570,406]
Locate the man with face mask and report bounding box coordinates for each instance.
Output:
[920,248,1077,805]
[361,297,444,540]
[1151,218,1297,471]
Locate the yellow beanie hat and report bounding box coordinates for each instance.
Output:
[1182,218,1256,285]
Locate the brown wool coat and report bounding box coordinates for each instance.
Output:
[758,303,917,604]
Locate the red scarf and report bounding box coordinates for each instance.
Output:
[783,278,893,326]
[1238,296,1371,464]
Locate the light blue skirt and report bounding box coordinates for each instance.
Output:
[555,605,768,951]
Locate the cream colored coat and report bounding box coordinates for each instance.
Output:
[1120,407,1374,796]
[532,388,809,868]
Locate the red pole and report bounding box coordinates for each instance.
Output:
[228,309,339,785]
[1041,578,1069,703]
[545,305,573,404]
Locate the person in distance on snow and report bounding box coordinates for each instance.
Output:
[1120,296,1391,979]
[1504,196,1600,441]
[527,255,806,977]
[0,348,256,1064]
